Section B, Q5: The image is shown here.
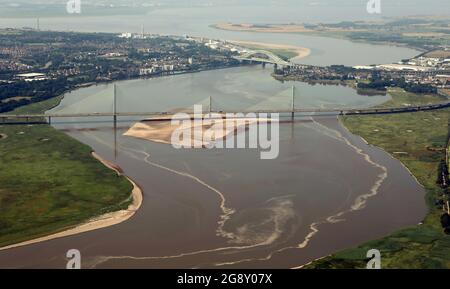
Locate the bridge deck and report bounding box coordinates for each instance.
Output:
[1,101,449,121]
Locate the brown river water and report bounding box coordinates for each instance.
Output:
[0,66,427,268]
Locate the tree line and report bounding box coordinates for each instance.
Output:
[357,78,437,94]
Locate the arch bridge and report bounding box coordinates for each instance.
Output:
[234,50,292,67]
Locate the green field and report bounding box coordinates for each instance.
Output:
[267,49,298,61]
[0,97,133,247]
[377,88,448,107]
[307,90,450,269]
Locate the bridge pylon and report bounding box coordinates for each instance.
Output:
[209,96,212,113]
[113,84,118,159]
[113,84,118,122]
[291,85,295,120]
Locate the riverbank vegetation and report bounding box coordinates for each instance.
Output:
[307,89,450,269]
[357,79,438,94]
[0,98,133,247]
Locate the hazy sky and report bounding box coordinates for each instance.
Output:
[1,0,450,33]
[2,0,450,12]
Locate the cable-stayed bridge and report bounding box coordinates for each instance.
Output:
[2,93,450,124]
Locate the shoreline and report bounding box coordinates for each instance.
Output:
[292,114,428,269]
[0,152,143,251]
[213,23,425,56]
[230,40,311,61]
[337,115,427,191]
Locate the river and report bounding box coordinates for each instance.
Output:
[0,2,433,267]
[0,65,427,268]
[0,1,424,66]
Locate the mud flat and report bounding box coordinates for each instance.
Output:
[124,116,275,148]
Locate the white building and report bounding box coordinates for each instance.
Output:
[163,64,174,71]
[16,72,47,81]
[118,32,132,39]
[376,64,432,72]
[140,68,157,76]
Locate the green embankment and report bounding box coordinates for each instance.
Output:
[267,49,298,61]
[307,89,450,269]
[6,95,63,115]
[0,97,133,247]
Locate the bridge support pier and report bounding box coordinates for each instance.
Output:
[48,116,51,125]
